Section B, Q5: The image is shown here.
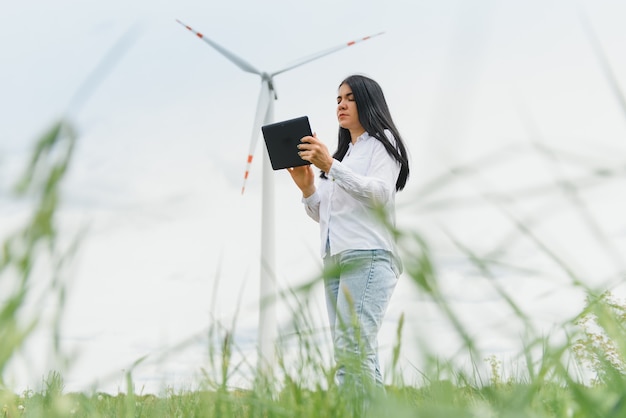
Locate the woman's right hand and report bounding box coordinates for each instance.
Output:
[287,165,315,198]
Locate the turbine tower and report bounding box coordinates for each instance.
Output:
[176,19,383,369]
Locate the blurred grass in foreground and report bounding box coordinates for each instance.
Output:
[1,120,77,384]
[1,118,626,418]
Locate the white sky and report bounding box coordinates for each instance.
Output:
[1,0,626,393]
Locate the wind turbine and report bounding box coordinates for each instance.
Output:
[176,19,383,369]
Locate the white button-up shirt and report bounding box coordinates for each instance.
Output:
[303,131,400,258]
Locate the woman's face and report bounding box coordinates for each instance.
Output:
[337,83,363,133]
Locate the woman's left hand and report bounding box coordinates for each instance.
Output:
[298,134,333,173]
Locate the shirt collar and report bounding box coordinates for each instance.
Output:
[351,131,370,145]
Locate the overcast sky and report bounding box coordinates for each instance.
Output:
[2,0,626,393]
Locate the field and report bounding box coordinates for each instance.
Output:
[2,119,626,417]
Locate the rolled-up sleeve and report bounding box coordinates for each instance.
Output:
[302,190,321,222]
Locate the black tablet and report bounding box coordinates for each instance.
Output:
[261,116,312,170]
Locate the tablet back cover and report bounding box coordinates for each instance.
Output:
[262,116,312,170]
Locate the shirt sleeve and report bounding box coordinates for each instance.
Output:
[328,142,399,207]
[302,190,321,222]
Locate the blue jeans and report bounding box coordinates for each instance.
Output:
[323,249,399,390]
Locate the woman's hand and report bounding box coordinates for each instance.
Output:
[287,165,315,198]
[297,134,334,173]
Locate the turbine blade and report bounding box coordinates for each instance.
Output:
[67,24,141,115]
[271,32,385,77]
[176,19,262,75]
[242,80,272,194]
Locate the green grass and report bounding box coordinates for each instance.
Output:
[0,372,623,417]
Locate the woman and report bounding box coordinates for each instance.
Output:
[288,74,410,390]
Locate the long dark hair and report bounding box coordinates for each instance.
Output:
[322,74,410,191]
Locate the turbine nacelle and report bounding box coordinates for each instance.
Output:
[261,72,278,100]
